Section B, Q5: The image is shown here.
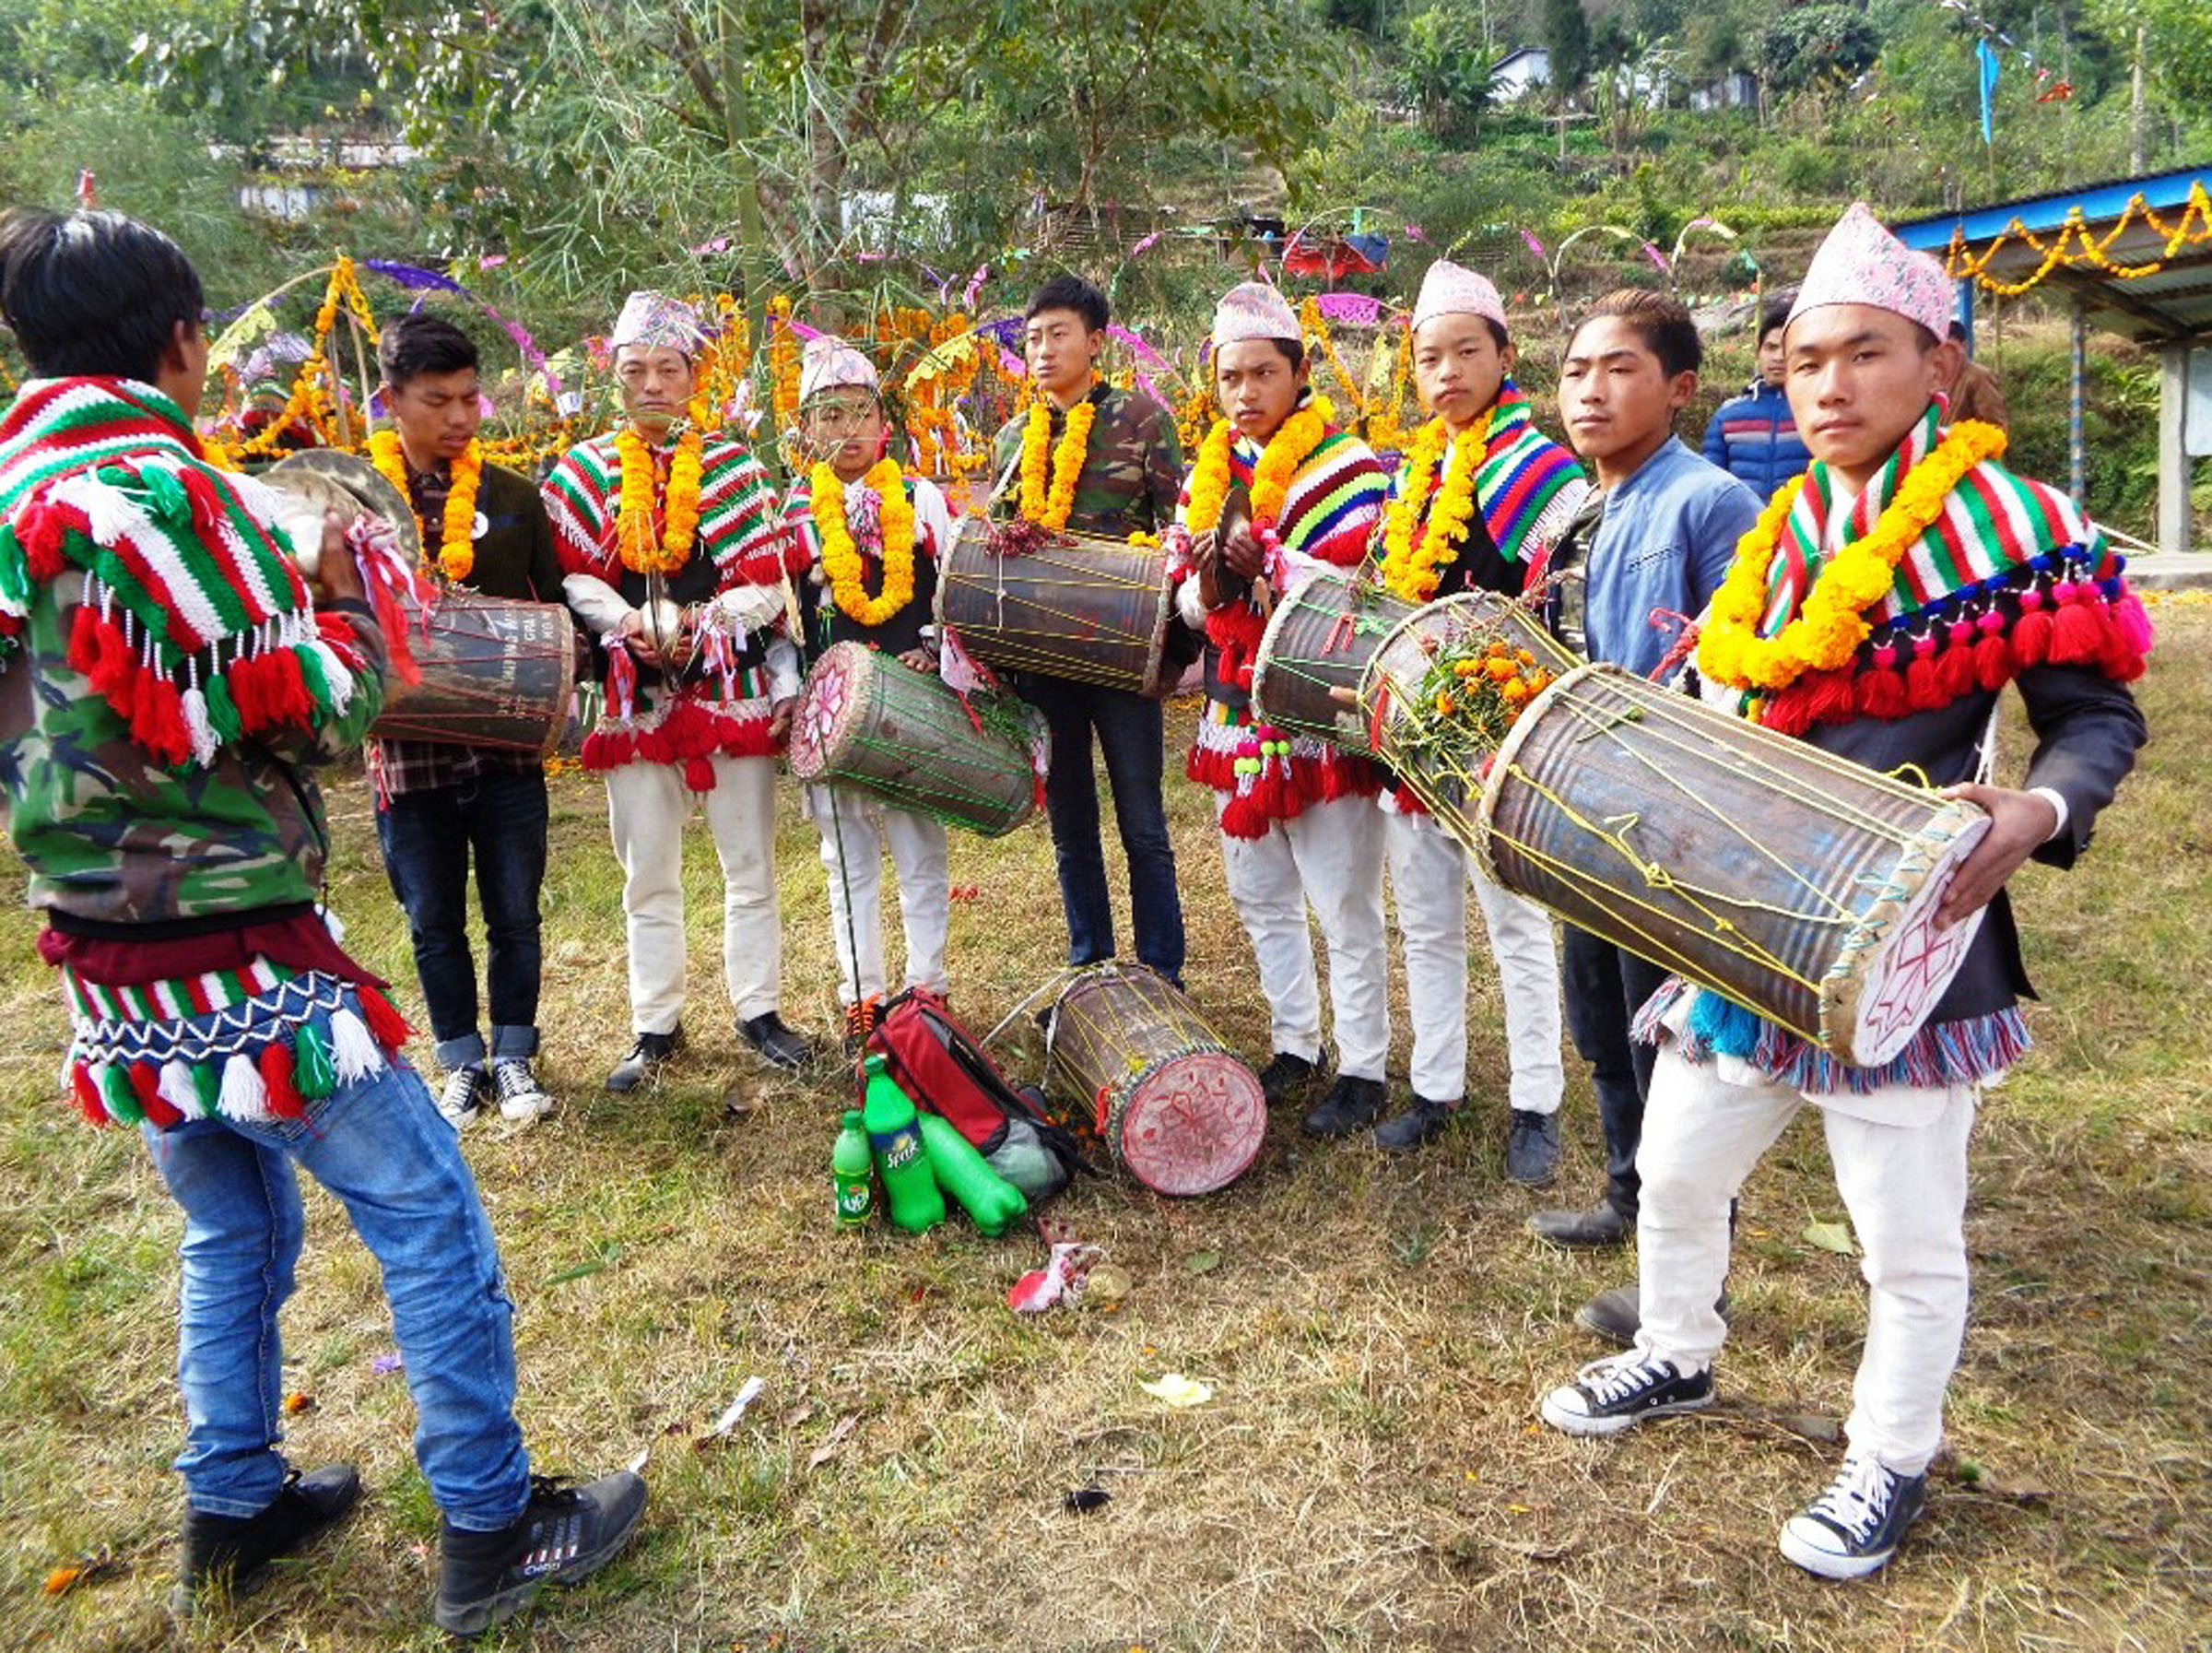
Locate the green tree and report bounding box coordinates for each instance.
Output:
[1759,4,1879,93]
[1397,3,1500,139]
[1542,0,1591,95]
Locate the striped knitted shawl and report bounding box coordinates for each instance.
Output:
[543,429,800,589]
[1468,387,1587,567]
[0,378,354,768]
[1218,424,1388,568]
[1752,402,2151,735]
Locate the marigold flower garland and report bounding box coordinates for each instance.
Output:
[1380,410,1488,602]
[614,413,706,576]
[368,430,483,583]
[810,457,917,627]
[1697,420,2009,697]
[1018,398,1098,531]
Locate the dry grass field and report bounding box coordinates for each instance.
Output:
[2,605,2206,1653]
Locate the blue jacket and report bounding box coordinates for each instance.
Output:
[1701,380,1809,501]
[1580,437,1762,679]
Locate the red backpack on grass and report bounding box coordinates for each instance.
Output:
[858,988,1089,1201]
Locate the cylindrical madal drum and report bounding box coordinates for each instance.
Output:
[936,517,1177,694]
[1473,663,1992,1066]
[1043,964,1266,1197]
[788,642,1039,838]
[1249,570,1419,757]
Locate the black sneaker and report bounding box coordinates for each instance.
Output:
[606,1027,683,1093]
[1302,1074,1387,1137]
[1505,1108,1561,1186]
[491,1059,555,1123]
[1529,1198,1633,1249]
[1540,1351,1715,1436]
[437,1065,488,1129]
[1372,1094,1457,1152]
[736,1011,814,1071]
[434,1470,649,1636]
[1256,1050,1320,1105]
[1779,1452,1928,1580]
[173,1463,362,1614]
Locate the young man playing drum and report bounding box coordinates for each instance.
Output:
[0,208,643,1635]
[1171,281,1391,1117]
[1538,203,2148,1581]
[367,313,565,1128]
[988,275,1189,985]
[1527,290,1762,1330]
[780,336,960,1048]
[544,292,815,1091]
[1345,260,1582,1180]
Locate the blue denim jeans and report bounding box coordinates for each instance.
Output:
[375,767,549,1069]
[1024,674,1185,983]
[143,1013,532,1531]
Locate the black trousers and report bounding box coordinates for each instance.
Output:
[1561,926,1669,1220]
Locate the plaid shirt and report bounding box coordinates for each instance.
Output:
[370,459,566,797]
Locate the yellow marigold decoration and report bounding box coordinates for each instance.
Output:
[369,430,484,584]
[1018,398,1098,531]
[1184,396,1336,537]
[811,456,917,627]
[614,409,707,576]
[1380,411,1487,602]
[1697,420,2009,695]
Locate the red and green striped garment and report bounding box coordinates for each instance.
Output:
[543,429,796,588]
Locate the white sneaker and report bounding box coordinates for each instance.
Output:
[1779,1450,1928,1580]
[491,1058,555,1123]
[436,1065,487,1129]
[1540,1350,1714,1436]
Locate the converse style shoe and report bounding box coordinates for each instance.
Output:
[491,1058,555,1123]
[434,1470,648,1636]
[606,1027,683,1093]
[1778,1451,1928,1580]
[173,1463,362,1614]
[1540,1350,1715,1437]
[437,1065,488,1129]
[1302,1074,1387,1137]
[1256,1050,1321,1106]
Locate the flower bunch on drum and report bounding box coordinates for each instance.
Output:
[1392,638,1562,778]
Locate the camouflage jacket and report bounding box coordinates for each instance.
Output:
[0,568,387,926]
[988,385,1182,537]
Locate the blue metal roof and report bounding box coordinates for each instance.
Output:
[1890,167,2212,343]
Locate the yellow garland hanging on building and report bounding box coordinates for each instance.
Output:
[1380,411,1488,602]
[368,430,484,583]
[1696,420,2008,695]
[1018,398,1098,531]
[614,413,707,575]
[811,457,917,627]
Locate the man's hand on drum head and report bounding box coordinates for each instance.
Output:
[898,648,936,675]
[308,508,367,607]
[1934,782,2062,929]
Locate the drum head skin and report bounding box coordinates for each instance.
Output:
[1110,1052,1267,1197]
[1829,808,1991,1066]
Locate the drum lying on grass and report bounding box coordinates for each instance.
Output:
[788,642,1041,838]
[936,517,1177,694]
[260,451,578,754]
[1474,664,1991,1067]
[1043,964,1266,1197]
[1248,570,1418,756]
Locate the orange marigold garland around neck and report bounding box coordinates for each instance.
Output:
[1380,409,1484,603]
[613,409,705,576]
[1697,419,2007,702]
[1185,394,1336,694]
[367,430,483,584]
[1018,396,1098,531]
[810,456,917,627]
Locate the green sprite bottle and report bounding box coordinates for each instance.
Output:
[862,1055,945,1234]
[832,1110,875,1229]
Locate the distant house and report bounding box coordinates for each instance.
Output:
[1690,71,1760,112]
[1491,47,1552,101]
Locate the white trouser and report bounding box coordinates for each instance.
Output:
[1218,793,1389,1081]
[1633,1042,1976,1476]
[1382,809,1469,1103]
[1467,857,1565,1116]
[606,754,782,1033]
[809,785,951,1007]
